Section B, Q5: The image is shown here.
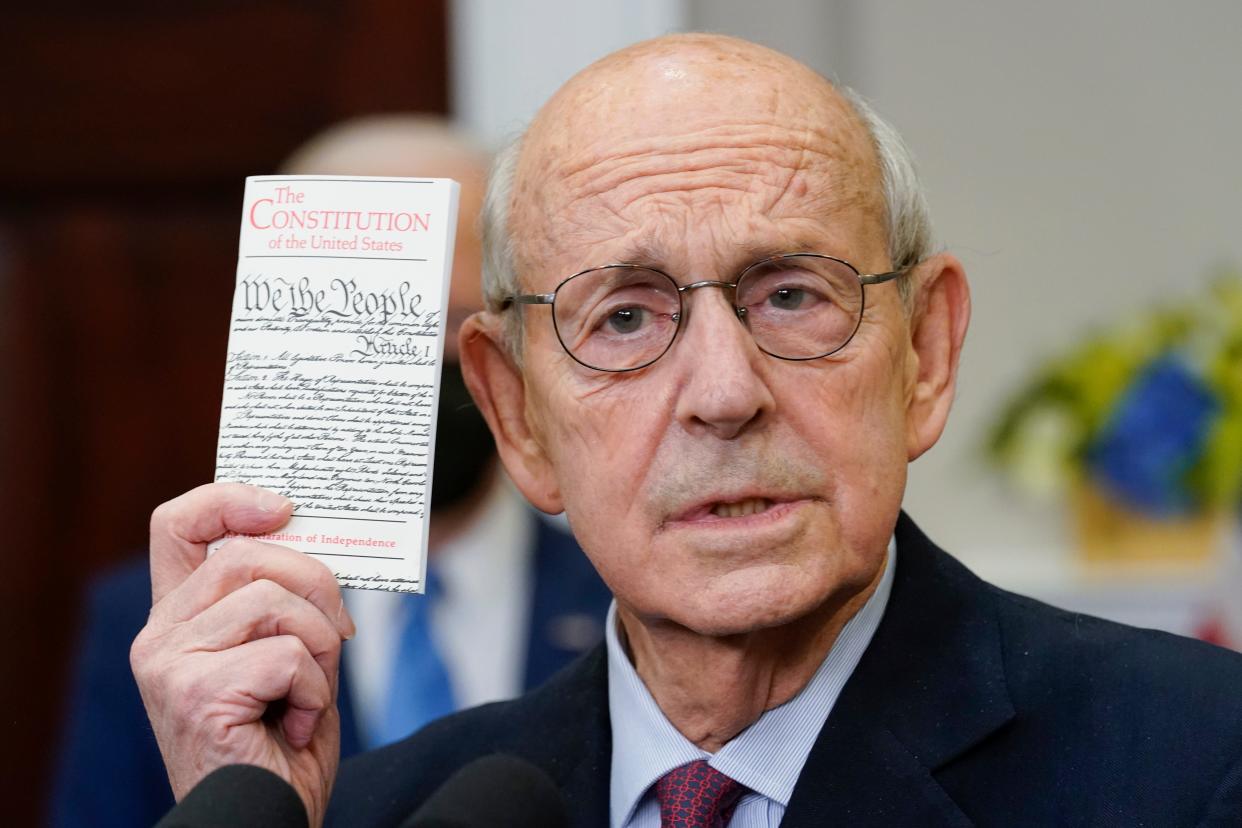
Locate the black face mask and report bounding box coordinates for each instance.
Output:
[430,359,497,512]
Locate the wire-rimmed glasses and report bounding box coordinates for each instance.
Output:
[501,253,907,372]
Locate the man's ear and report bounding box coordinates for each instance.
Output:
[904,252,971,461]
[458,313,564,513]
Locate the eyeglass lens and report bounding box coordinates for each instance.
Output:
[551,255,865,371]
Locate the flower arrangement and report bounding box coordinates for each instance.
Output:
[988,268,1242,520]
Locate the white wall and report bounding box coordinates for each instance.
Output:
[451,0,686,148]
[688,0,856,85]
[844,1,1242,560]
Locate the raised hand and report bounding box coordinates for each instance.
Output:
[131,482,354,826]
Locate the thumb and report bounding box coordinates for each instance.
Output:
[148,482,293,603]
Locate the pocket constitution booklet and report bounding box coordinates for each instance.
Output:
[212,175,460,592]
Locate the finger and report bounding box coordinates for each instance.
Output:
[214,635,333,750]
[164,577,343,690]
[149,482,293,603]
[151,539,355,640]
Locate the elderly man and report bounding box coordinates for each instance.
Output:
[133,35,1242,827]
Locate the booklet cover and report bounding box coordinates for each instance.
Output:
[213,175,460,592]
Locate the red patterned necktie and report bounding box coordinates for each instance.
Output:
[655,759,746,828]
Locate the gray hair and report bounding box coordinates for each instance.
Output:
[480,134,525,352]
[480,86,934,360]
[839,87,935,303]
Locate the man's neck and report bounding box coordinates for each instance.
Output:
[615,560,887,753]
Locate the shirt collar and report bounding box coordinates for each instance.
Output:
[607,536,897,827]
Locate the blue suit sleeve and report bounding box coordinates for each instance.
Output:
[50,560,175,828]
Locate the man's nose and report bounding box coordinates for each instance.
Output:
[671,287,775,439]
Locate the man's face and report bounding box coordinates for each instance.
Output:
[505,46,920,636]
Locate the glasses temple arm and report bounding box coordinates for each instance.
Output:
[501,292,556,309]
[859,268,907,286]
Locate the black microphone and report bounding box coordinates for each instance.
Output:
[401,754,568,828]
[154,764,307,828]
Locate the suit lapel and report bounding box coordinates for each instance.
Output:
[512,645,613,828]
[782,513,1014,827]
[781,726,975,827]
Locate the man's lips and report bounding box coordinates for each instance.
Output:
[665,494,811,524]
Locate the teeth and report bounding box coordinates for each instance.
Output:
[711,498,772,518]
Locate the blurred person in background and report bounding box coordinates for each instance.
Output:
[49,115,611,828]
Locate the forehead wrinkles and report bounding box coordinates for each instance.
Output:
[516,122,883,277]
[511,46,884,281]
[522,147,874,287]
[556,122,873,221]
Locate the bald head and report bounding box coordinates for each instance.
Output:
[526,33,866,159]
[478,34,934,355]
[508,35,887,292]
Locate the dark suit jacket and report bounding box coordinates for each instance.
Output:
[328,513,1242,827]
[51,517,611,828]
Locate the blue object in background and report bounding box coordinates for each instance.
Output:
[373,569,457,748]
[1086,355,1219,515]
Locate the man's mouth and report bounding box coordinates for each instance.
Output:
[666,494,808,525]
[710,497,773,518]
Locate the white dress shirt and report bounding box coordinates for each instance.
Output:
[607,539,897,828]
[344,476,534,738]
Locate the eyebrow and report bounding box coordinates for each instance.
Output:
[608,237,839,274]
[608,238,665,269]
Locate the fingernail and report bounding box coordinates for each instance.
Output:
[284,713,315,750]
[338,600,356,640]
[257,490,293,513]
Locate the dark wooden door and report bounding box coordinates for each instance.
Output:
[0,3,450,822]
